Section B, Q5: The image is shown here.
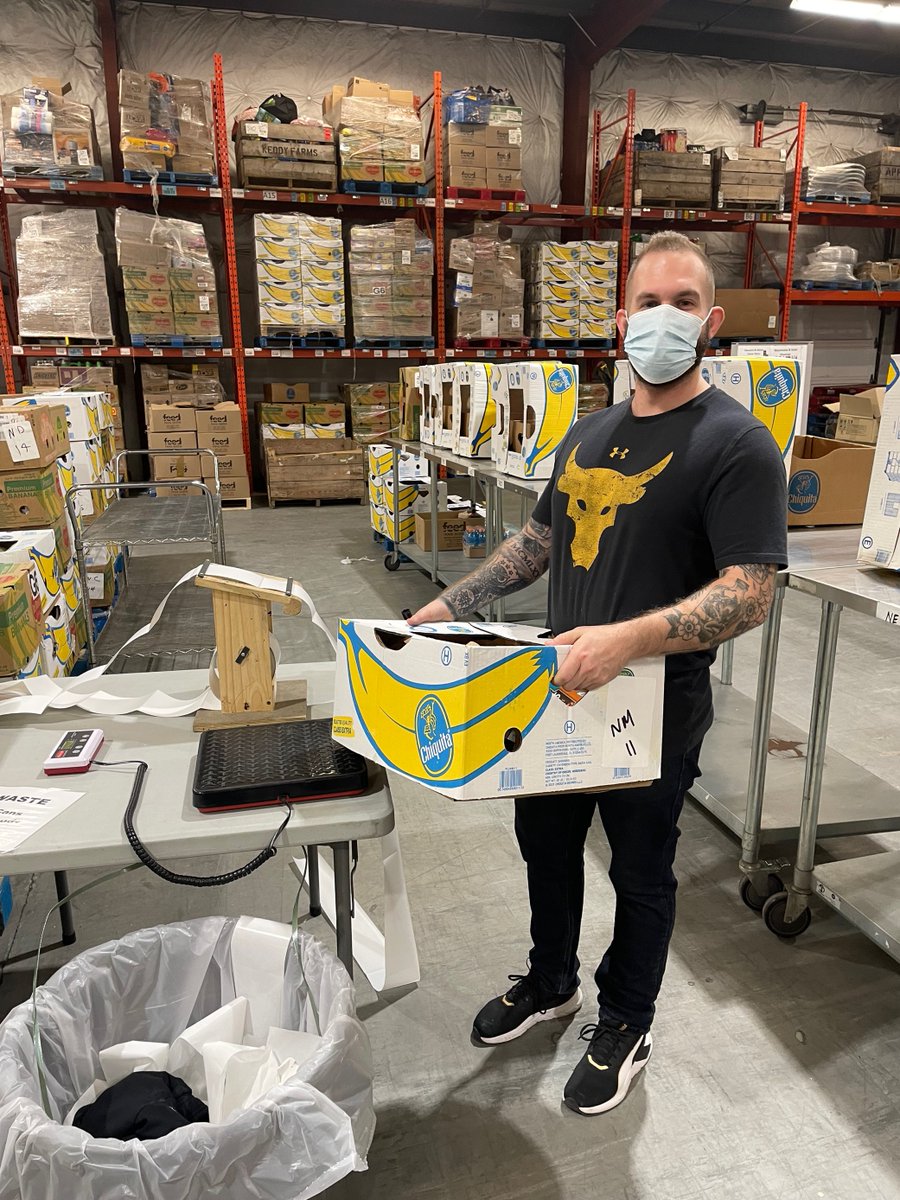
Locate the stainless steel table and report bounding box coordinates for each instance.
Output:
[0,663,394,976]
[755,564,900,943]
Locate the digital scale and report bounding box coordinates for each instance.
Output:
[43,729,105,775]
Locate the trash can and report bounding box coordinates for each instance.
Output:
[0,917,374,1200]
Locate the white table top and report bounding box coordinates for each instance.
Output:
[0,663,394,876]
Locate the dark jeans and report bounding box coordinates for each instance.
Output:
[513,746,702,1033]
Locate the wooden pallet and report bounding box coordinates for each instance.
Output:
[220,496,253,509]
[239,170,338,191]
[267,491,367,508]
[445,186,526,202]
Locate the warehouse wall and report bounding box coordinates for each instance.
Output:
[115,1,565,203]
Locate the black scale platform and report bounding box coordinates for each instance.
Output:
[192,718,370,813]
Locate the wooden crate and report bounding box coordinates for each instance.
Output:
[713,147,786,210]
[264,443,365,506]
[237,141,338,190]
[859,148,900,203]
[602,150,713,207]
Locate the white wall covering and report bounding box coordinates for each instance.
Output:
[115,2,565,202]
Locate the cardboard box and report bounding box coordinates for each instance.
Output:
[259,402,304,425]
[306,402,346,427]
[122,267,171,292]
[486,126,523,148]
[0,561,42,674]
[414,511,467,552]
[175,314,221,338]
[787,436,876,527]
[124,290,173,314]
[216,475,252,501]
[197,430,243,456]
[487,167,523,191]
[0,404,69,472]
[446,144,487,169]
[716,290,780,339]
[831,388,884,445]
[173,292,218,315]
[697,357,803,475]
[858,356,900,570]
[30,365,61,389]
[0,466,64,528]
[196,403,242,434]
[147,404,197,433]
[493,362,579,479]
[147,431,197,452]
[445,122,487,146]
[347,76,389,99]
[150,453,202,480]
[128,312,177,337]
[202,454,247,479]
[168,378,196,397]
[332,619,664,799]
[263,383,310,405]
[447,166,487,189]
[451,362,495,458]
[485,146,522,171]
[398,367,423,441]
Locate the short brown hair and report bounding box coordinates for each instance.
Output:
[626,232,716,306]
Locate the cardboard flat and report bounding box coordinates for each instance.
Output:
[788,436,875,527]
[332,619,664,800]
[858,356,900,570]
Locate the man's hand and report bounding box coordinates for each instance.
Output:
[550,624,642,692]
[407,598,454,626]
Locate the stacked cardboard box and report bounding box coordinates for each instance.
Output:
[349,218,434,344]
[236,118,336,189]
[398,366,424,440]
[118,69,215,180]
[27,363,125,470]
[16,210,113,342]
[858,355,900,571]
[254,213,345,340]
[82,542,129,643]
[603,149,713,207]
[260,387,360,504]
[524,241,618,342]
[344,383,399,445]
[447,229,525,343]
[115,209,220,344]
[0,398,92,677]
[0,76,102,180]
[443,108,524,194]
[713,146,786,211]
[326,77,428,190]
[366,441,432,543]
[858,148,900,204]
[0,562,42,679]
[489,361,579,480]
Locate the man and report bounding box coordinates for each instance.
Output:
[409,231,787,1116]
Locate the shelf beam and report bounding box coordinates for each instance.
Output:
[93,0,124,181]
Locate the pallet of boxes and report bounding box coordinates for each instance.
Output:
[447,224,525,346]
[349,217,434,347]
[524,240,618,345]
[443,87,525,198]
[0,395,113,677]
[237,116,336,191]
[603,135,713,209]
[858,148,900,204]
[345,383,399,445]
[1,75,102,181]
[117,69,216,182]
[16,209,113,344]
[260,384,363,507]
[713,145,786,211]
[254,212,346,344]
[141,363,250,504]
[28,361,126,493]
[116,209,221,347]
[324,77,429,194]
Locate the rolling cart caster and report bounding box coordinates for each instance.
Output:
[384,552,400,571]
[739,873,783,913]
[762,892,812,939]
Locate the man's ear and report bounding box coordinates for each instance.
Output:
[707,305,726,338]
[615,308,628,339]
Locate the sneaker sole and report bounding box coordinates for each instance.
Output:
[564,1033,653,1115]
[473,988,584,1046]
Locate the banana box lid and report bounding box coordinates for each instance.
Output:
[332,618,664,800]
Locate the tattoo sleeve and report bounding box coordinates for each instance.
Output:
[662,563,777,650]
[441,518,552,619]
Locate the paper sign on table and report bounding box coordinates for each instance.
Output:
[0,787,83,853]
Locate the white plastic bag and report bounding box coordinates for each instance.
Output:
[0,917,374,1200]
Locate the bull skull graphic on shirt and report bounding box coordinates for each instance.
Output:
[558,445,673,570]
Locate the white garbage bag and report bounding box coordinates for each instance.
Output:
[0,917,375,1200]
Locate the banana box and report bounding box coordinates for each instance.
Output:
[305,423,346,439]
[579,279,618,303]
[367,444,428,479]
[578,319,616,341]
[858,355,900,571]
[528,262,580,285]
[255,235,302,264]
[452,362,495,459]
[60,558,84,622]
[580,241,619,264]
[297,214,342,241]
[256,260,303,287]
[0,561,42,676]
[531,301,579,323]
[332,619,665,799]
[300,304,345,330]
[370,501,416,543]
[418,365,436,447]
[531,281,581,304]
[580,301,616,322]
[532,243,581,264]
[262,424,306,439]
[40,604,80,678]
[698,357,803,473]
[529,319,579,341]
[300,238,343,263]
[253,213,299,240]
[580,263,618,285]
[498,362,579,479]
[258,281,304,307]
[258,303,304,329]
[71,436,105,483]
[301,263,344,287]
[4,390,104,440]
[435,364,456,451]
[304,284,346,307]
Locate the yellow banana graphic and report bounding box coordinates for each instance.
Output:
[255,215,296,239]
[335,621,558,788]
[259,281,304,305]
[527,364,577,476]
[61,564,82,616]
[256,236,300,262]
[259,261,303,285]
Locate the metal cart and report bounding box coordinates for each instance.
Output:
[756,563,900,942]
[65,449,226,667]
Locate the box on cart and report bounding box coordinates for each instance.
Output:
[492,362,578,479]
[452,362,495,459]
[332,619,664,799]
[858,356,900,571]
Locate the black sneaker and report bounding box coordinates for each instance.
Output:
[472,974,582,1045]
[563,1021,653,1115]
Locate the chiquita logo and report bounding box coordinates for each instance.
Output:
[416,695,454,776]
[788,469,820,514]
[755,366,795,408]
[547,366,574,394]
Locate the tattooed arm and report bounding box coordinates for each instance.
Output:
[551,563,778,692]
[408,517,552,624]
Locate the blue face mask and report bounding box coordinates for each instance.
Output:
[624,304,712,385]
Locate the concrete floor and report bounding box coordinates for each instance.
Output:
[3,503,900,1200]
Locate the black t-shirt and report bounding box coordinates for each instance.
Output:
[532,385,788,755]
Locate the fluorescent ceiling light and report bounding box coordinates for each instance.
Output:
[790,0,900,22]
